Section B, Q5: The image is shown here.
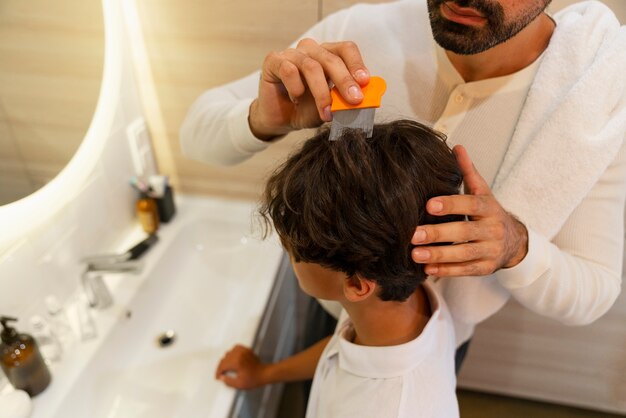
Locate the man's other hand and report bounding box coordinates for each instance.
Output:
[411,145,528,277]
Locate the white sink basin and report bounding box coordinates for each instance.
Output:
[33,196,283,418]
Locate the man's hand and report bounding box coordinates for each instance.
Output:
[249,38,370,140]
[411,145,528,277]
[215,345,270,390]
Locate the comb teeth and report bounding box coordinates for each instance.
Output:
[328,108,376,141]
[328,76,386,141]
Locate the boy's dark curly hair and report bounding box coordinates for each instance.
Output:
[260,119,463,302]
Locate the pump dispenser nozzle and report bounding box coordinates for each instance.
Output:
[0,316,19,344]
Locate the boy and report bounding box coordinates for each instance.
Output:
[216,119,463,417]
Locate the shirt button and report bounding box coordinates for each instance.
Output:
[454,94,464,103]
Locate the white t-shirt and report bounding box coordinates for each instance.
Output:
[306,281,459,418]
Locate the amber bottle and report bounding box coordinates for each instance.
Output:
[136,192,159,234]
[0,316,51,397]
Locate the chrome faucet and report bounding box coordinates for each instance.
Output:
[80,257,143,310]
[79,235,157,310]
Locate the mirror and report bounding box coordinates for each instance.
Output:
[0,0,104,206]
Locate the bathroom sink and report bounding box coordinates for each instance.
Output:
[34,197,283,418]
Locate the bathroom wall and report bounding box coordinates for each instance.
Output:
[551,0,626,19]
[0,0,104,205]
[0,5,144,333]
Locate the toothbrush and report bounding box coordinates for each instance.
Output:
[328,76,387,141]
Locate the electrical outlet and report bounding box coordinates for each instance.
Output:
[126,118,157,177]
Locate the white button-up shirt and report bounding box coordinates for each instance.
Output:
[305,281,459,418]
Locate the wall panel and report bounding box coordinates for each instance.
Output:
[136,0,318,200]
[551,0,626,21]
[321,0,394,18]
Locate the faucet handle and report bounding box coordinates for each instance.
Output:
[80,234,159,266]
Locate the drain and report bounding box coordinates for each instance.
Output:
[156,330,177,348]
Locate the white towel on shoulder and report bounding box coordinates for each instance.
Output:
[493,0,626,239]
[440,2,626,339]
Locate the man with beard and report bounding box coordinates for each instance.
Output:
[181,0,626,375]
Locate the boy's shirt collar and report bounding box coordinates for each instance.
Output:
[324,281,445,379]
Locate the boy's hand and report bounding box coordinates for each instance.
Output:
[215,345,270,390]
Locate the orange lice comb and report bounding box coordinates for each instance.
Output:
[328,76,387,141]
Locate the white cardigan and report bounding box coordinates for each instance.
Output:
[180,0,626,345]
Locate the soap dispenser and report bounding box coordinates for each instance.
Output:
[0,316,51,396]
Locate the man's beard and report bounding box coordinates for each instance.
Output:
[427,0,551,55]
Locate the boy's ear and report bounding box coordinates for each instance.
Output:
[343,274,377,302]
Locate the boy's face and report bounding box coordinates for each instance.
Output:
[290,258,345,301]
